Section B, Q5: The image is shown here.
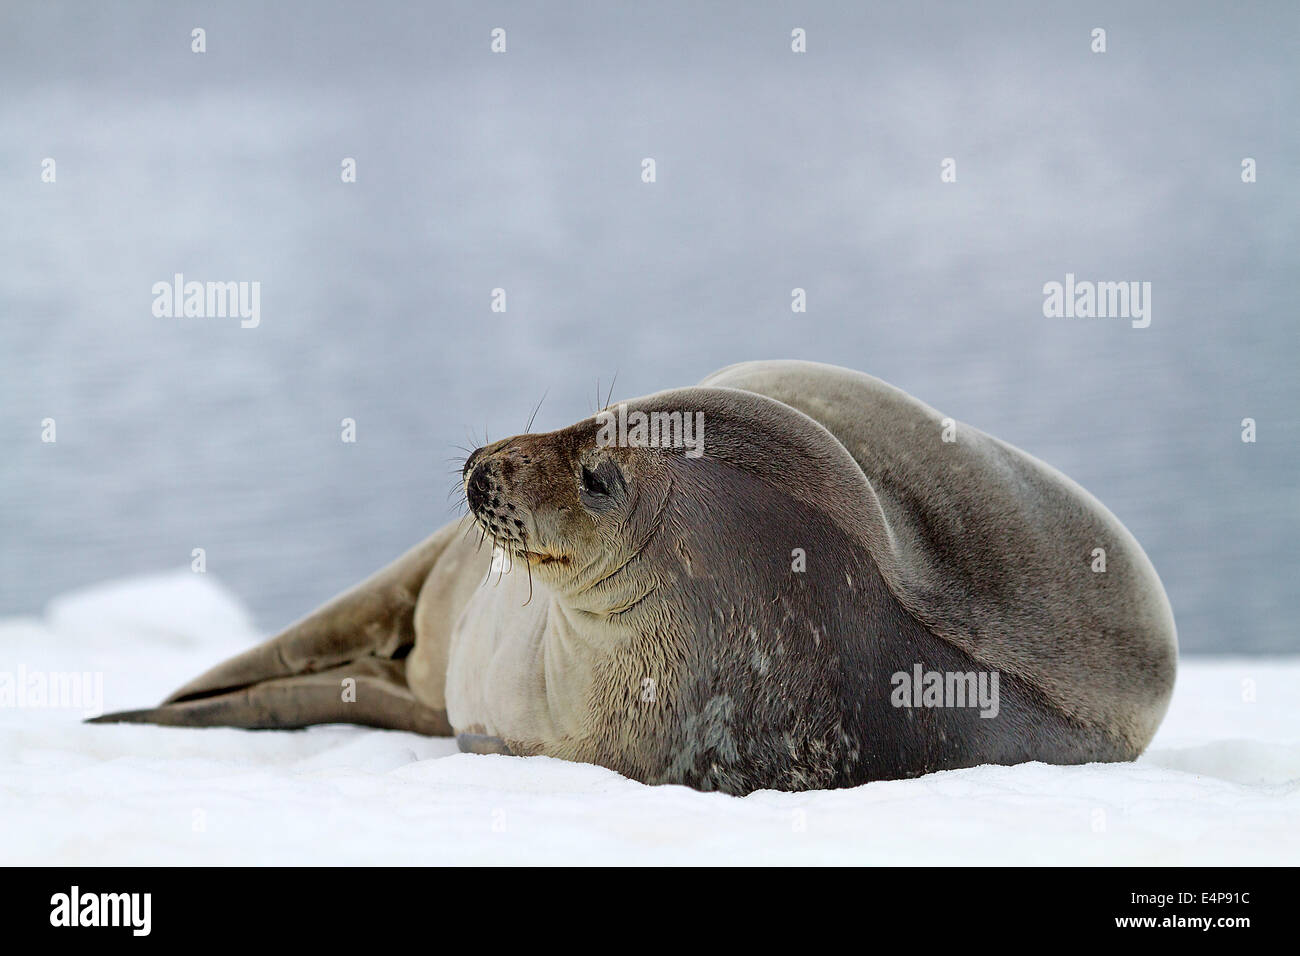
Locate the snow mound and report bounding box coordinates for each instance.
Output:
[1,574,1296,864]
[47,571,258,650]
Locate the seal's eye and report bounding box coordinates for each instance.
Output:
[580,465,610,497]
[578,459,625,510]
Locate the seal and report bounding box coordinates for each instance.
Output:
[93,361,1178,794]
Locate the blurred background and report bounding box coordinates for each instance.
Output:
[1,1,1295,652]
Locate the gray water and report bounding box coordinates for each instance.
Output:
[1,1,1296,653]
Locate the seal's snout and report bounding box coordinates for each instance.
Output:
[464,444,532,552]
[462,437,574,569]
[463,446,484,478]
[466,460,491,512]
[465,456,518,547]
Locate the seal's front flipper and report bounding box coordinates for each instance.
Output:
[90,526,462,735]
[90,658,450,734]
[456,733,514,755]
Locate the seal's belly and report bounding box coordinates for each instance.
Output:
[443,567,556,751]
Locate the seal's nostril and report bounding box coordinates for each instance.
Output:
[467,461,492,512]
[463,447,484,478]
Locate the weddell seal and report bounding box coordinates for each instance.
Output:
[93,361,1178,794]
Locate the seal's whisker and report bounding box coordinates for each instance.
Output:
[522,553,534,606]
[494,541,507,586]
[604,371,618,412]
[525,390,548,434]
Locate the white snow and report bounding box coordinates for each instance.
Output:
[1,573,1296,865]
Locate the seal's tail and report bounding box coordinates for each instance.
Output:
[89,529,460,736]
[88,658,448,734]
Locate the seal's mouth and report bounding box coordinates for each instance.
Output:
[517,549,570,567]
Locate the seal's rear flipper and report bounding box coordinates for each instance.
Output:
[89,527,462,735]
[90,658,450,734]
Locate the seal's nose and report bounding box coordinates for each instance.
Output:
[466,461,491,512]
[463,447,484,478]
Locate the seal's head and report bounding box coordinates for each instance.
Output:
[462,408,677,616]
[462,387,885,620]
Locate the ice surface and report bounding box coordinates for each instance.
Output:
[1,573,1296,865]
